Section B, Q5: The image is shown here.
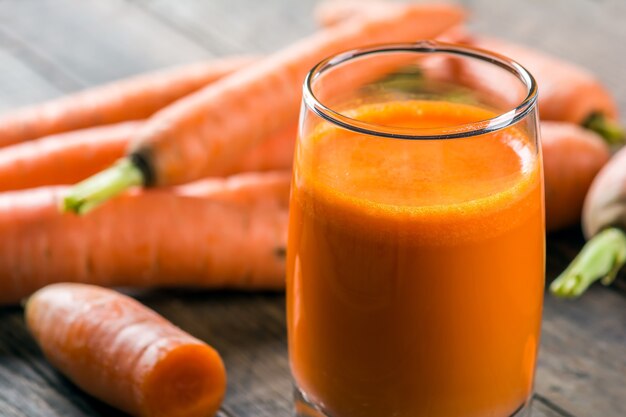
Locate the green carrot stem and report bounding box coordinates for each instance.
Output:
[550,228,626,298]
[582,112,626,145]
[61,158,144,215]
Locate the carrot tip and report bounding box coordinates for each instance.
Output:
[550,228,626,298]
[61,158,144,215]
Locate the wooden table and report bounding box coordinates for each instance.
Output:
[0,1,625,416]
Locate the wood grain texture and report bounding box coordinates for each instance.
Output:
[0,0,214,87]
[133,0,319,54]
[0,0,625,416]
[0,30,67,111]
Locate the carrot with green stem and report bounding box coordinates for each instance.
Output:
[62,4,464,214]
[0,171,290,305]
[316,2,623,143]
[0,56,255,148]
[0,122,295,191]
[26,283,226,417]
[550,146,626,297]
[466,36,623,143]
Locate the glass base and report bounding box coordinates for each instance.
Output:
[293,386,533,417]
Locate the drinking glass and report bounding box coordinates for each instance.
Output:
[287,42,544,417]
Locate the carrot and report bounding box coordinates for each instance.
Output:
[177,169,291,208]
[0,121,295,192]
[0,122,138,191]
[0,56,255,148]
[62,4,465,214]
[0,171,290,305]
[26,283,226,417]
[465,36,623,142]
[315,1,623,142]
[542,121,610,232]
[205,123,296,177]
[550,145,626,297]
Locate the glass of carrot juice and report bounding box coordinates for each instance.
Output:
[287,42,544,417]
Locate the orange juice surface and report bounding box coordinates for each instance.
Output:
[287,100,545,417]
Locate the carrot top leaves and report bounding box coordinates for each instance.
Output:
[550,227,626,298]
[583,112,626,145]
[62,158,144,215]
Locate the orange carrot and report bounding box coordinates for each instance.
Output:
[0,171,290,305]
[0,122,295,192]
[0,56,255,148]
[550,146,626,298]
[315,1,623,143]
[542,121,610,232]
[26,283,226,417]
[203,123,296,177]
[0,122,138,191]
[177,169,291,208]
[465,36,623,142]
[63,4,465,213]
[314,1,477,93]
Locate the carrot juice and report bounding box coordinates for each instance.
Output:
[287,98,544,417]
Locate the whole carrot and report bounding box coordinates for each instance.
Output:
[314,1,623,143]
[542,121,610,231]
[0,56,255,148]
[0,122,295,191]
[26,283,226,417]
[0,122,138,191]
[0,171,290,305]
[467,36,623,142]
[550,146,626,297]
[62,4,465,213]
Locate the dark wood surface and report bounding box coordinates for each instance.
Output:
[0,1,625,416]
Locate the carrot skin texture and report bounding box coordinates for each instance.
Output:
[131,4,465,186]
[468,36,619,125]
[0,56,255,148]
[583,145,626,238]
[0,122,295,192]
[215,123,296,176]
[176,170,291,208]
[542,121,610,231]
[0,172,290,305]
[0,122,139,191]
[26,283,226,417]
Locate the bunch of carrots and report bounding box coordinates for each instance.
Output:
[2,2,624,416]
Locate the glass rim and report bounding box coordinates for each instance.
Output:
[302,41,538,140]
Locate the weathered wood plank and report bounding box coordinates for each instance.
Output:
[133,0,319,54]
[0,25,75,111]
[533,395,576,417]
[538,276,626,415]
[0,0,214,88]
[0,48,64,111]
